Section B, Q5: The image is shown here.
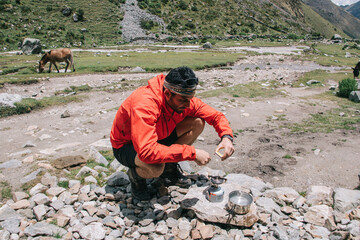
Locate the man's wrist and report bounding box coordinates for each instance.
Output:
[221,134,233,143]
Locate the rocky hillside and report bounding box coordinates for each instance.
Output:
[0,0,350,51]
[302,0,360,39]
[342,1,360,19]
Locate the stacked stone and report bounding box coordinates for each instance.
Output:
[0,165,359,239]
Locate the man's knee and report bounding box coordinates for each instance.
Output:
[136,156,165,178]
[147,164,165,178]
[193,118,205,134]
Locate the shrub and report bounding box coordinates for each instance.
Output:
[178,0,187,10]
[77,9,84,21]
[185,22,195,29]
[140,20,155,30]
[337,78,357,98]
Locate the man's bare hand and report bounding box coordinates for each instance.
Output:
[216,137,234,161]
[195,149,211,166]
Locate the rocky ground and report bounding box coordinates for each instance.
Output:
[0,46,359,239]
[0,51,359,192]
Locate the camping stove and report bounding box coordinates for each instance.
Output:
[206,175,227,203]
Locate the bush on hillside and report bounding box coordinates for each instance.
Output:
[337,78,358,98]
[140,20,156,30]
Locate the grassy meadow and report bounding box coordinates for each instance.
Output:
[1,42,359,130]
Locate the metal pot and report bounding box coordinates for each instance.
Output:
[227,191,253,215]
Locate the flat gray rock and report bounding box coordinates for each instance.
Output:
[20,169,42,184]
[226,173,271,193]
[181,183,258,227]
[24,222,66,237]
[0,159,21,169]
[0,205,20,221]
[333,188,360,213]
[52,155,86,169]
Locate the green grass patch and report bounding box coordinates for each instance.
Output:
[53,232,62,239]
[299,191,306,197]
[283,154,293,159]
[75,51,242,73]
[55,84,92,95]
[288,92,360,133]
[58,180,69,189]
[198,81,284,99]
[99,150,115,163]
[0,51,243,87]
[0,181,12,200]
[293,70,350,88]
[296,43,360,68]
[267,114,287,121]
[0,94,85,118]
[86,159,105,169]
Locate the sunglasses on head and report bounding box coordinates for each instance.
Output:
[184,77,198,85]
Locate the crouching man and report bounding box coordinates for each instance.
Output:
[110,66,234,201]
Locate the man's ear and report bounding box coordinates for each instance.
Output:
[164,88,172,99]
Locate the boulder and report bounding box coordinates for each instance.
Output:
[203,42,212,49]
[332,34,342,40]
[333,188,360,213]
[349,91,360,103]
[306,185,333,206]
[21,38,42,55]
[306,80,320,85]
[130,66,146,72]
[0,93,22,108]
[61,7,72,16]
[304,205,335,229]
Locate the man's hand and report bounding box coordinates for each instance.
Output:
[216,137,234,161]
[194,149,211,166]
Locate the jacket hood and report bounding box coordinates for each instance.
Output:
[147,74,175,116]
[148,74,165,97]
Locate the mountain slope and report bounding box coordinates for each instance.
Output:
[302,0,360,39]
[0,0,351,51]
[342,1,360,19]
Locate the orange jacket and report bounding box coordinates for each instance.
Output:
[110,74,233,164]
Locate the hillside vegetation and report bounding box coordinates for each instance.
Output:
[0,0,124,50]
[342,1,360,20]
[303,0,360,39]
[0,0,349,51]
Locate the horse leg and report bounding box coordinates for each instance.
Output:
[65,60,69,73]
[53,63,60,73]
[48,63,52,73]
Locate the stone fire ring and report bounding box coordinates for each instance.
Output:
[180,183,259,227]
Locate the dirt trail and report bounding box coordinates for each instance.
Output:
[0,53,359,192]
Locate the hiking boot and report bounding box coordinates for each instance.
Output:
[127,168,153,201]
[160,163,191,187]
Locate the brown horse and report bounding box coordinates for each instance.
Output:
[39,48,75,73]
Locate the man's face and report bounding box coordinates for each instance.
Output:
[165,90,193,113]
